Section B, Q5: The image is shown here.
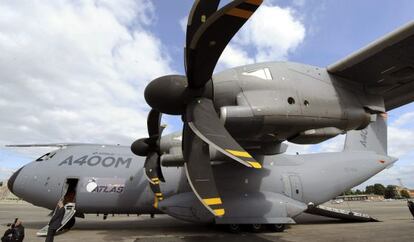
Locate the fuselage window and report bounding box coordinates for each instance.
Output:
[242,68,273,80]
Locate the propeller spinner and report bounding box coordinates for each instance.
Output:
[132,0,263,216]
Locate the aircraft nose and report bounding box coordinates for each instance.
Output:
[7,166,24,195]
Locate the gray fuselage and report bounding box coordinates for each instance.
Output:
[9,144,395,219]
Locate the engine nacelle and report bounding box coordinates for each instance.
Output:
[288,127,345,144]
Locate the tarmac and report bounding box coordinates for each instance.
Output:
[0,200,413,242]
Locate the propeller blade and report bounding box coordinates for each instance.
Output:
[147,109,162,140]
[150,183,163,205]
[183,123,225,217]
[185,0,220,72]
[186,98,261,169]
[145,109,165,182]
[186,0,220,48]
[186,0,263,88]
[144,152,165,193]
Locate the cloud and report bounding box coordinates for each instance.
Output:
[179,16,187,33]
[218,3,306,69]
[387,114,414,157]
[218,44,254,69]
[0,167,15,180]
[391,112,414,127]
[0,0,173,159]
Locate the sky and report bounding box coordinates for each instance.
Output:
[0,0,413,189]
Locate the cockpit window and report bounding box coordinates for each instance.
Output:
[36,152,56,162]
[242,68,273,80]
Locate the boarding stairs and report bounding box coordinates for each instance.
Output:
[36,203,76,236]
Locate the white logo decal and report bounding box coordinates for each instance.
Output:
[86,179,98,192]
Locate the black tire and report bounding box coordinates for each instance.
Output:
[267,224,285,232]
[249,224,263,233]
[227,224,241,233]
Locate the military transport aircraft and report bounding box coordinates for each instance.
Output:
[6,0,414,234]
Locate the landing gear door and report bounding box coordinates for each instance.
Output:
[282,174,292,197]
[289,175,303,201]
[282,174,303,201]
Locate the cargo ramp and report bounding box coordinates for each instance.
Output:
[305,204,379,222]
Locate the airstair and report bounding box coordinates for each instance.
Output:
[305,204,379,222]
[36,203,76,237]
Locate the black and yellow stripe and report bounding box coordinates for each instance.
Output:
[202,197,225,216]
[213,208,225,216]
[203,197,222,206]
[155,192,163,199]
[246,0,263,5]
[226,8,253,19]
[225,0,263,19]
[151,177,160,184]
[153,196,159,208]
[225,149,262,168]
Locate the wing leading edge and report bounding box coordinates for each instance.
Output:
[327,21,414,111]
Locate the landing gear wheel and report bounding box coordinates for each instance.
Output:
[249,224,263,233]
[227,224,241,233]
[268,224,285,232]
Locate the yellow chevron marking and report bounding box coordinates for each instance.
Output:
[214,208,225,216]
[155,193,163,196]
[203,197,222,206]
[226,8,253,19]
[151,178,159,181]
[248,161,262,169]
[246,0,263,5]
[225,149,253,158]
[153,181,160,185]
[153,197,159,208]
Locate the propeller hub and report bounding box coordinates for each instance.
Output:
[131,138,150,156]
[145,75,189,115]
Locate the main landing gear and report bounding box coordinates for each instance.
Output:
[226,224,286,233]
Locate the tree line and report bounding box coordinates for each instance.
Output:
[343,183,411,199]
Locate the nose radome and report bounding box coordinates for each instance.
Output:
[7,166,24,195]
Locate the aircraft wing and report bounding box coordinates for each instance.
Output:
[5,143,119,148]
[327,21,414,111]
